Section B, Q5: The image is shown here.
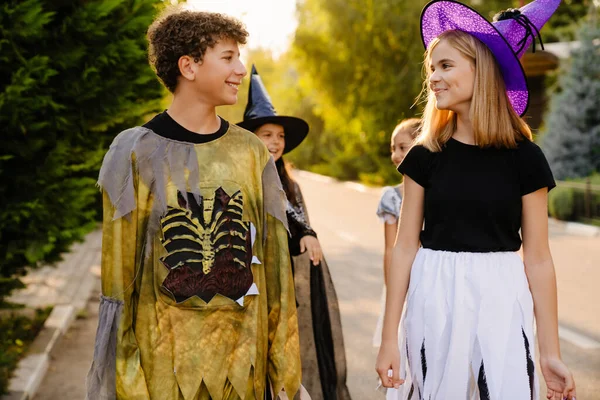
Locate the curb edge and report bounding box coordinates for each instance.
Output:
[3,269,97,400]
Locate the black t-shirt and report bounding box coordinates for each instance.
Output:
[397,137,556,252]
[143,111,229,143]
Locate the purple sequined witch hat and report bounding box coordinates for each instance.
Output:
[420,0,561,116]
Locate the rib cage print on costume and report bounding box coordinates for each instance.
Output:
[160,189,254,303]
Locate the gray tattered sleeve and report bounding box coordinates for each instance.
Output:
[262,156,289,242]
[85,296,122,400]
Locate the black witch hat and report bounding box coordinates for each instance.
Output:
[237,65,309,154]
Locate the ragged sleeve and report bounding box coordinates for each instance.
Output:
[86,146,150,399]
[261,156,302,398]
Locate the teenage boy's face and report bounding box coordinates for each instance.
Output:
[193,38,247,106]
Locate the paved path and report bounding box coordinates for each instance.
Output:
[9,229,102,312]
[34,281,100,400]
[31,172,600,400]
[3,229,101,400]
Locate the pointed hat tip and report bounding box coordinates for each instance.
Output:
[251,64,258,75]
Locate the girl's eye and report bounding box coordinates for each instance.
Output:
[442,63,450,69]
[224,56,232,61]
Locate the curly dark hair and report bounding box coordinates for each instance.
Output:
[147,9,248,92]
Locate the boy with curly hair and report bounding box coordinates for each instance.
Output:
[85,8,302,400]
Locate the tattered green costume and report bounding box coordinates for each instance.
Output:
[86,124,301,400]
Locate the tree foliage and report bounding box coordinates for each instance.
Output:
[541,18,600,179]
[291,0,424,184]
[0,0,164,304]
[290,0,533,183]
[543,0,598,42]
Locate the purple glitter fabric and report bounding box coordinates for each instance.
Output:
[420,0,561,116]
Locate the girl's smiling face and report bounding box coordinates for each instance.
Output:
[428,39,475,115]
[255,123,285,161]
[391,130,413,167]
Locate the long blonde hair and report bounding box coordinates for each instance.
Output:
[417,30,532,152]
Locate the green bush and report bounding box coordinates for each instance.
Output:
[570,175,600,224]
[0,0,165,304]
[549,186,575,221]
[0,307,52,394]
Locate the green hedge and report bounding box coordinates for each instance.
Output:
[549,175,600,225]
[0,307,52,394]
[549,186,575,221]
[0,0,165,305]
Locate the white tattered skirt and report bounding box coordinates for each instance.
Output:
[386,248,539,400]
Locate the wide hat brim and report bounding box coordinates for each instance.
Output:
[237,115,310,154]
[420,0,529,116]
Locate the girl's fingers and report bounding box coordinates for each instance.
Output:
[563,373,575,394]
[375,367,392,388]
[304,239,323,265]
[391,365,403,389]
[560,368,575,399]
[314,248,322,264]
[557,390,565,400]
[564,389,577,400]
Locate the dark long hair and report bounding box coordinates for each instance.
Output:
[275,157,299,207]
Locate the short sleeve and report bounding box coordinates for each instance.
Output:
[397,145,432,188]
[376,186,402,224]
[518,140,556,195]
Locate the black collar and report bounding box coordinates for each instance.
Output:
[143,111,229,144]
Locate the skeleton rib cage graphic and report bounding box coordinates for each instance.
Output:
[159,188,254,303]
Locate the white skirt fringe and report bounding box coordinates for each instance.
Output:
[386,248,539,400]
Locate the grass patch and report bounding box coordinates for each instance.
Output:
[0,307,52,395]
[76,308,89,320]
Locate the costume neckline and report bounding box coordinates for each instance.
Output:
[449,137,479,148]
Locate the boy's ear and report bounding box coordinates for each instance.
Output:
[178,55,200,81]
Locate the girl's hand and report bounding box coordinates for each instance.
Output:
[300,235,322,265]
[541,357,576,400]
[375,341,403,389]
